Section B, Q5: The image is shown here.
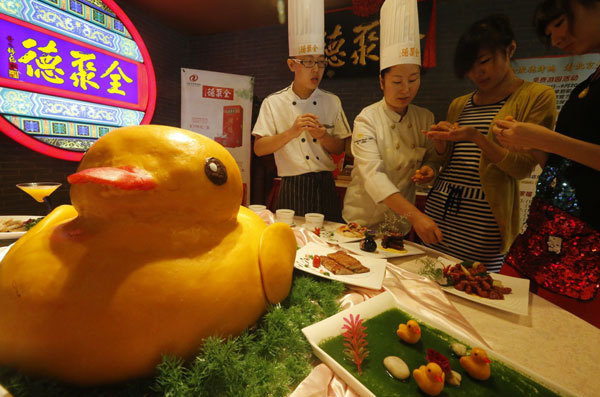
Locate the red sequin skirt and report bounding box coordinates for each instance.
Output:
[503,197,600,301]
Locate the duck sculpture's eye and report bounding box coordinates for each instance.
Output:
[204,157,228,185]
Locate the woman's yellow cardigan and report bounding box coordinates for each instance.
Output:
[443,81,556,253]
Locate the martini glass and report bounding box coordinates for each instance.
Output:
[16,182,62,214]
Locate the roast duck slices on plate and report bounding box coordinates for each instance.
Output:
[321,251,369,275]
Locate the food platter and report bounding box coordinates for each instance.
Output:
[302,291,575,397]
[421,257,530,316]
[316,222,368,244]
[294,242,387,290]
[339,239,425,259]
[441,273,530,316]
[0,216,40,240]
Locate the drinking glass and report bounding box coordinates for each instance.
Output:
[16,182,62,214]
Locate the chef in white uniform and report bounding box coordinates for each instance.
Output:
[342,0,444,244]
[253,0,351,222]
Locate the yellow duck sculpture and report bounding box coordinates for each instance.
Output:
[0,125,297,385]
[413,362,445,396]
[460,347,491,380]
[396,319,421,344]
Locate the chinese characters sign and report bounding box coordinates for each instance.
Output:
[0,0,155,161]
[2,19,139,105]
[324,0,435,78]
[202,85,234,100]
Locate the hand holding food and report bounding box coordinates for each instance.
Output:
[291,113,321,138]
[424,121,478,142]
[411,165,435,184]
[492,116,556,152]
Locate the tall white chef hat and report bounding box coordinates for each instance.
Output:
[380,0,421,71]
[288,0,325,57]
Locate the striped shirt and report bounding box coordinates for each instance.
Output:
[424,96,506,272]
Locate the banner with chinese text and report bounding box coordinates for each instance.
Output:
[512,53,600,229]
[324,0,436,78]
[0,0,156,161]
[181,68,254,205]
[513,54,600,111]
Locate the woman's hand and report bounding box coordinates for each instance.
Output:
[492,117,554,152]
[411,165,435,184]
[410,212,443,245]
[424,121,478,142]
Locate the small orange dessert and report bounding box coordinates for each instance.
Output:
[396,319,421,344]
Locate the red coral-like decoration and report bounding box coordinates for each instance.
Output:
[426,348,451,375]
[342,313,369,375]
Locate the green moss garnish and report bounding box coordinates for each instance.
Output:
[0,272,345,396]
[320,308,561,397]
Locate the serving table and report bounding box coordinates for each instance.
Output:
[1,215,598,396]
[290,217,599,397]
[389,248,599,397]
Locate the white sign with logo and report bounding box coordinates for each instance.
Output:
[181,68,254,204]
[512,54,600,229]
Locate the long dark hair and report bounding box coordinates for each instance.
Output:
[533,0,566,44]
[454,14,515,79]
[534,0,600,44]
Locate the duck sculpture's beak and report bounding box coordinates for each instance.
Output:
[68,166,157,190]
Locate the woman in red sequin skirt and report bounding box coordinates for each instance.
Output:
[492,0,600,328]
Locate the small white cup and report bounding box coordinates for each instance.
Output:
[248,204,267,214]
[305,212,324,229]
[275,209,295,225]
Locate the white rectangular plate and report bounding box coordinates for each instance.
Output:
[302,291,575,397]
[429,257,530,316]
[339,239,424,259]
[295,242,387,290]
[0,216,41,240]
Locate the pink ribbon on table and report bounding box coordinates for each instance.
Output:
[290,363,361,397]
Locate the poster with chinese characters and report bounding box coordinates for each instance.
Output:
[512,53,600,229]
[0,0,155,161]
[181,68,254,205]
[513,54,600,111]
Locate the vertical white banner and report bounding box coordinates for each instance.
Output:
[511,54,600,229]
[181,69,254,205]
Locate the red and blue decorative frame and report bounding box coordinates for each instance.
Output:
[0,0,156,161]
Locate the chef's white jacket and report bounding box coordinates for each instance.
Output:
[342,99,441,232]
[252,84,351,176]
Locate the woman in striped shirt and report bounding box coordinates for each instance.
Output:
[422,14,557,272]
